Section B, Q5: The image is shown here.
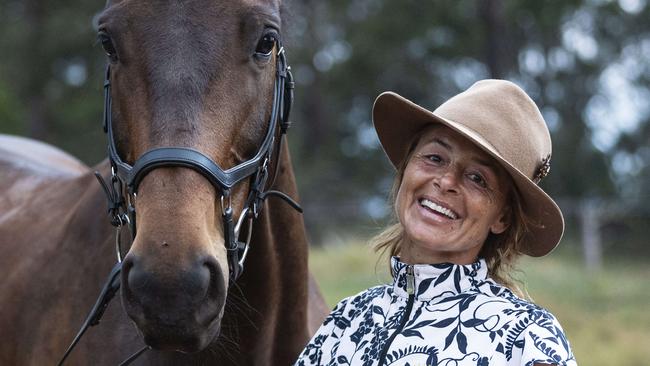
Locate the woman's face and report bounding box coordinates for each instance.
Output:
[396,125,511,264]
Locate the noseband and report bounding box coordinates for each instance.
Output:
[58,44,301,366]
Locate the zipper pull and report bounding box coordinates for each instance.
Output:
[406,265,415,295]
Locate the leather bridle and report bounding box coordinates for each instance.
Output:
[57,43,301,365]
[97,43,300,281]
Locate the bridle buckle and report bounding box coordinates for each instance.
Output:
[220,193,232,217]
[234,207,254,268]
[114,215,130,263]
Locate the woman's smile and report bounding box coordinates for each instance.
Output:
[418,197,459,220]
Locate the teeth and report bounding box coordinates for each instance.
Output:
[420,199,458,219]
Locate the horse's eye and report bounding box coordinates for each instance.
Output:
[98,32,118,62]
[255,32,277,57]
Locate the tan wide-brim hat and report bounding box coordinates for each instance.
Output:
[372,80,564,257]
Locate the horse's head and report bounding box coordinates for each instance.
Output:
[96,0,287,353]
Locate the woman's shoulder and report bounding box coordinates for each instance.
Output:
[477,278,551,311]
[315,284,392,336]
[474,278,564,329]
[474,279,576,365]
[330,284,393,314]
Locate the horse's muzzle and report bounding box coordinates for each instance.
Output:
[120,254,226,353]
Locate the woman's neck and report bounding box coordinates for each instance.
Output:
[399,240,480,265]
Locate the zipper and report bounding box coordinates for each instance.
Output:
[378,265,416,366]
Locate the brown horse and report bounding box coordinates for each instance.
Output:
[0,0,328,365]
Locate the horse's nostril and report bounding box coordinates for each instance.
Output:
[203,257,219,281]
[201,256,226,320]
[121,255,135,272]
[120,255,136,292]
[203,256,225,295]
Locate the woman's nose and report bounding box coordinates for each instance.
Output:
[433,169,460,193]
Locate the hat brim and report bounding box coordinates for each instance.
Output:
[372,92,564,257]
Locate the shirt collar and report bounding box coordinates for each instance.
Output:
[390,256,488,301]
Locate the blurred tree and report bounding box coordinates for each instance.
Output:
[1,0,648,254]
[0,0,106,164]
[287,0,649,248]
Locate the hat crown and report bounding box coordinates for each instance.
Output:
[433,80,551,182]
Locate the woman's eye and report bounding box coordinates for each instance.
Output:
[426,154,443,164]
[255,33,277,56]
[468,173,487,188]
[98,32,118,61]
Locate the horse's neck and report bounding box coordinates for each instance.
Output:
[220,141,310,364]
[0,158,130,365]
[57,160,121,296]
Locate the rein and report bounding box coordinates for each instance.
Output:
[57,44,301,365]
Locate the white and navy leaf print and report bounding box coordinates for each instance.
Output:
[295,257,577,366]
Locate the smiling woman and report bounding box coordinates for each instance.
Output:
[295,80,577,366]
[396,125,512,266]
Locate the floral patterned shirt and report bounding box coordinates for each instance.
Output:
[295,257,577,366]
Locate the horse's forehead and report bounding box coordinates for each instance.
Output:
[100,0,283,96]
[100,0,283,66]
[102,0,282,24]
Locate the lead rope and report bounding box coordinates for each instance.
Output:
[118,346,151,366]
[55,260,151,366]
[56,174,146,366]
[56,263,122,366]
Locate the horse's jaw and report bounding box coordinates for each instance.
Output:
[134,310,224,354]
[134,317,222,354]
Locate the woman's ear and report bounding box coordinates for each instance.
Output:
[490,206,510,235]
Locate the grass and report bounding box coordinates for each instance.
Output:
[309,241,650,366]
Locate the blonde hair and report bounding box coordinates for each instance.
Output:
[371,135,534,298]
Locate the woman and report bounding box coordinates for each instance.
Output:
[295,80,577,366]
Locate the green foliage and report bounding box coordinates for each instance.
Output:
[0,76,24,135]
[0,0,106,165]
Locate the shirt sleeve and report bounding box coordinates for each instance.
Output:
[509,309,578,366]
[293,297,351,366]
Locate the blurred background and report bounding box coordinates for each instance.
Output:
[1,0,648,364]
